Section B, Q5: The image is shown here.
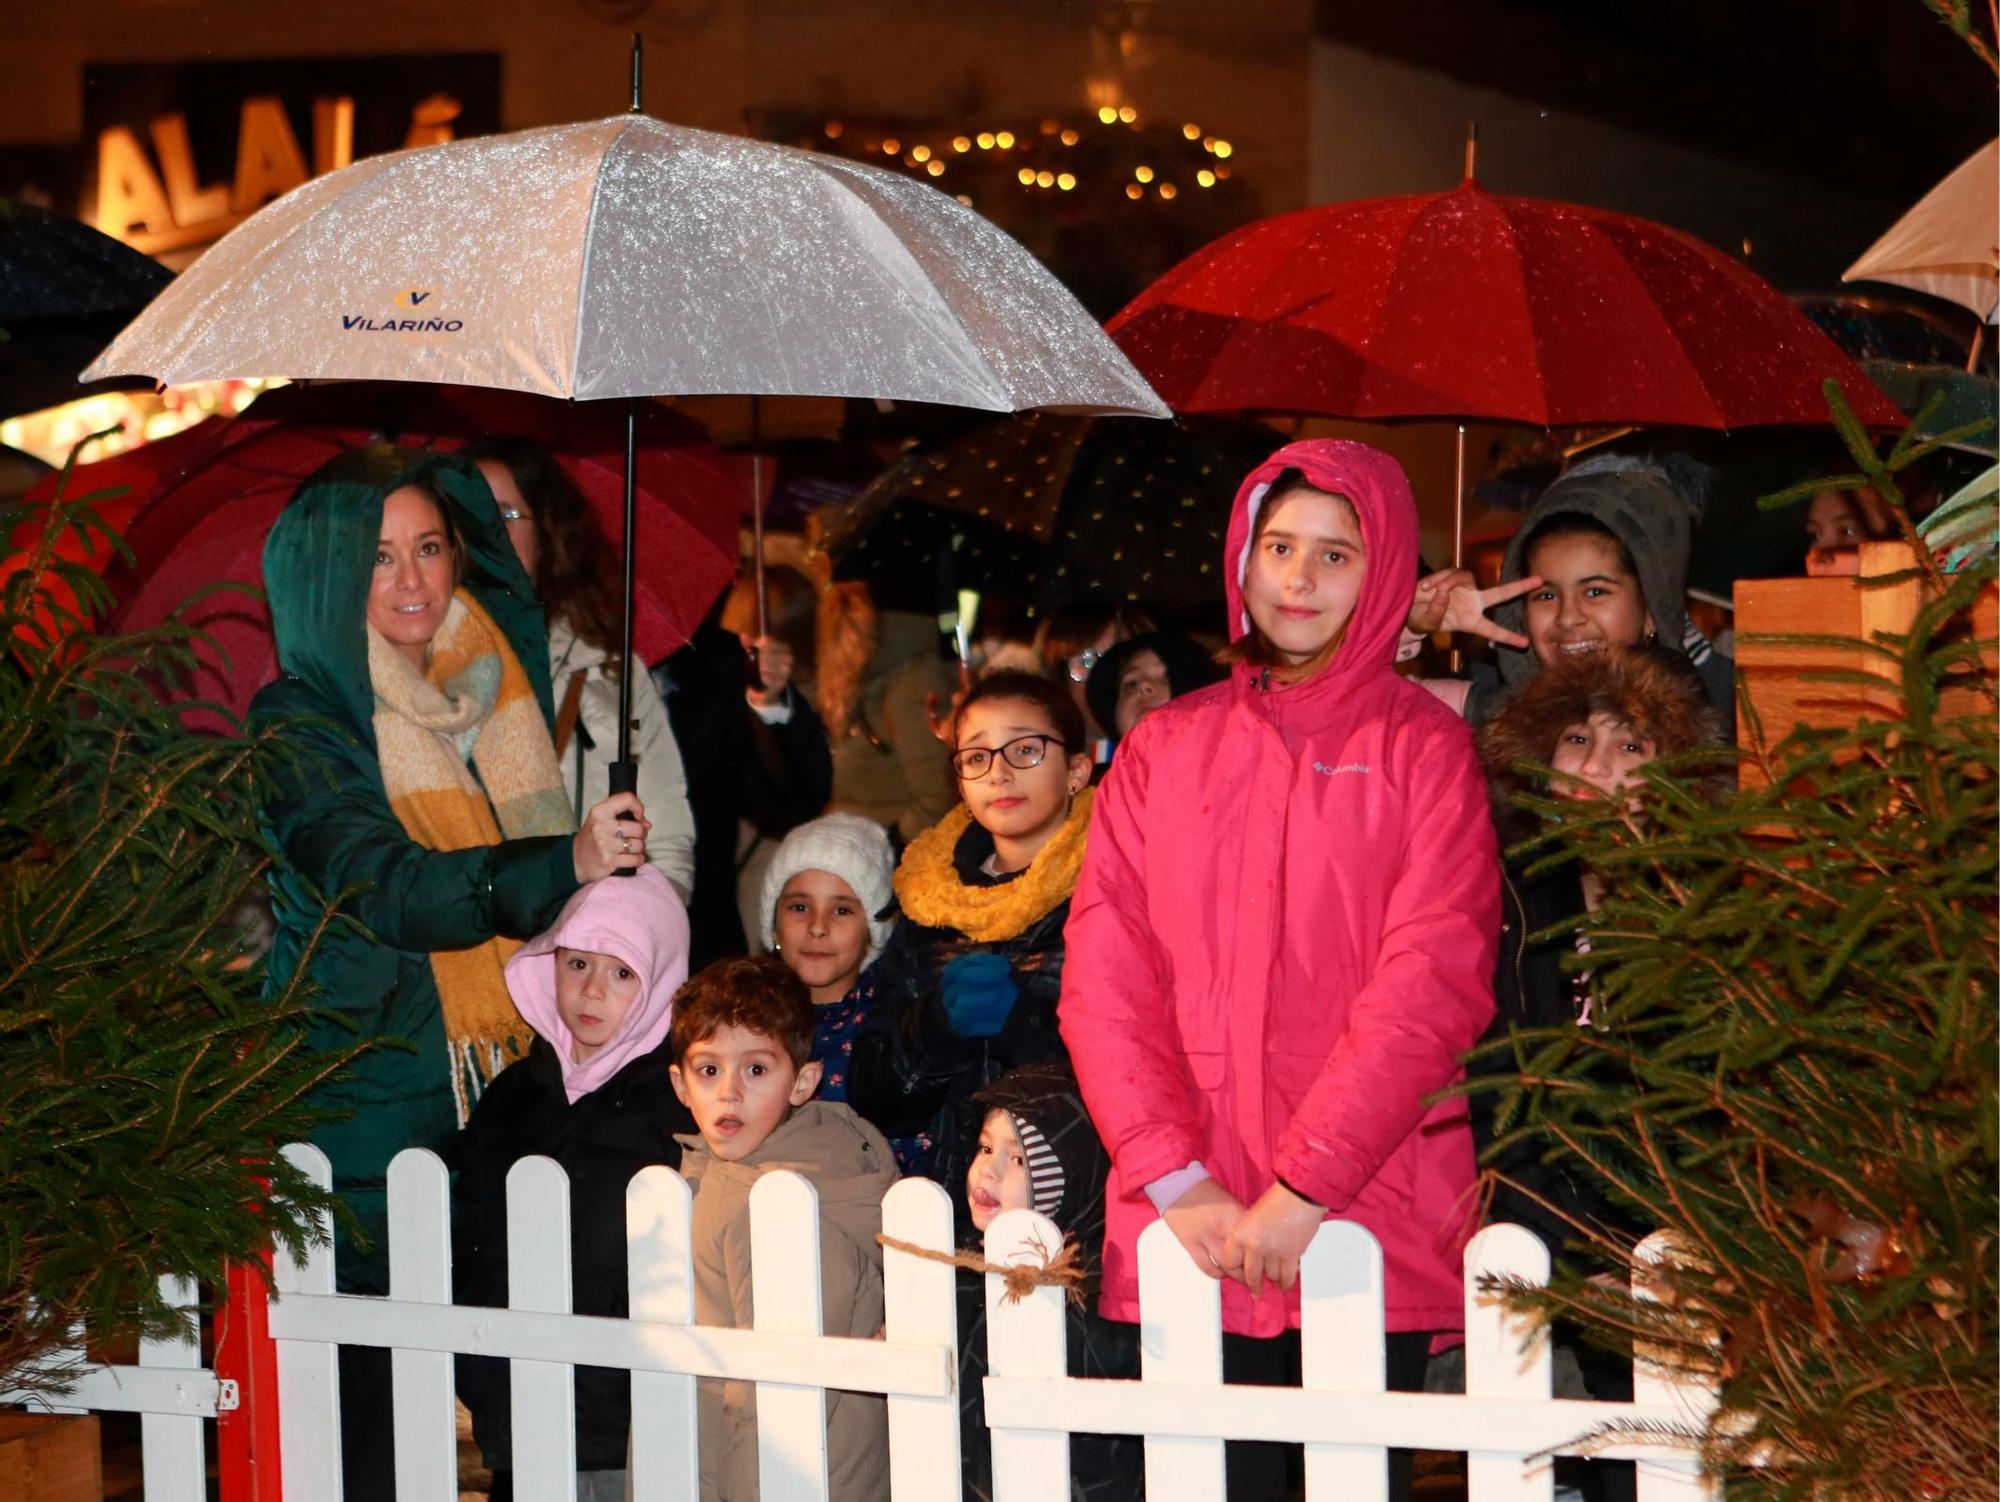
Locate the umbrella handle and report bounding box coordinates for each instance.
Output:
[608,758,639,878]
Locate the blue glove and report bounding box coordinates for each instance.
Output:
[939,952,1020,1039]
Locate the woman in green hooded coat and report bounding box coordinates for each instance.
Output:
[254,445,653,1497]
[253,444,651,1285]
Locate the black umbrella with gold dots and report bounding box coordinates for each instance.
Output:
[821,410,1281,611]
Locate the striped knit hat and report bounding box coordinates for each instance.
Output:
[971,1063,1109,1240]
[1007,1113,1066,1220]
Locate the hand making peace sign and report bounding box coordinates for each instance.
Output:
[1407,568,1545,651]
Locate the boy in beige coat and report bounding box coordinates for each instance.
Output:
[669,956,900,1502]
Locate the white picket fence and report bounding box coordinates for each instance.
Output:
[5,1141,1720,1500]
[0,1275,219,1502]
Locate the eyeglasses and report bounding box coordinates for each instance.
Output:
[1066,648,1101,683]
[950,733,1065,780]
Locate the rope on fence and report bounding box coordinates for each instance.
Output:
[876,1231,1087,1307]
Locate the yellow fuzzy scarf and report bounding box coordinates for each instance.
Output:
[893,788,1094,942]
[368,589,573,1123]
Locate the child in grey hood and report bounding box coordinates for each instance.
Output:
[1411,456,1734,726]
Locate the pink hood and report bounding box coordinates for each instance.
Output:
[504,865,690,1103]
[1060,438,1499,1338]
[1223,437,1419,674]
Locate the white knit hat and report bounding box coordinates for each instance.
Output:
[758,813,898,968]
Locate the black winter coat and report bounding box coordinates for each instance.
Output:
[954,1065,1142,1502]
[844,819,1072,1197]
[1469,856,1634,1260]
[449,1038,696,1473]
[655,618,833,968]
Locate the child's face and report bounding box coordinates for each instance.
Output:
[554,945,643,1063]
[773,869,869,1004]
[1550,712,1657,803]
[1523,533,1652,666]
[953,697,1091,850]
[1241,487,1368,666]
[1113,648,1171,738]
[669,1023,822,1162]
[966,1108,1032,1233]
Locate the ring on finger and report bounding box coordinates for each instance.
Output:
[618,834,632,854]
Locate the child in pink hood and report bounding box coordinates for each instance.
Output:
[452,865,694,1502]
[1059,440,1500,1501]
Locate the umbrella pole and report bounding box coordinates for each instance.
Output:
[751,394,768,639]
[1450,421,1467,673]
[1452,421,1467,568]
[1968,324,1984,375]
[606,396,639,872]
[604,29,642,873]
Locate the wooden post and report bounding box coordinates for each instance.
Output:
[626,1165,700,1502]
[1136,1217,1225,1501]
[1301,1220,1389,1500]
[274,1144,342,1502]
[983,1208,1070,1501]
[217,1253,284,1502]
[1463,1224,1554,1501]
[751,1171,831,1502]
[506,1155,578,1498]
[387,1150,457,1501]
[881,1178,962,1501]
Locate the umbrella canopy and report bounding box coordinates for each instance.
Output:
[1844,139,2000,323]
[0,200,176,417]
[1108,177,1901,429]
[0,200,172,325]
[220,382,751,657]
[823,410,1281,608]
[82,114,1167,417]
[113,407,750,725]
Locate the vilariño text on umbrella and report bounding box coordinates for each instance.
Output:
[340,314,464,332]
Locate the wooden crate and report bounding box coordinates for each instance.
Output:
[0,1413,101,1502]
[1735,541,1998,787]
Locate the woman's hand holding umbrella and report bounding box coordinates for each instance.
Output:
[1407,569,1543,651]
[574,792,651,882]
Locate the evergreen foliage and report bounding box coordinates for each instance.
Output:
[1474,397,1997,1498]
[0,444,364,1400]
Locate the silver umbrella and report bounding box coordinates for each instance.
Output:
[87,50,1166,818]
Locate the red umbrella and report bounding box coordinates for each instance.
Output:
[206,383,757,651]
[4,420,234,648]
[1108,177,1901,430]
[115,400,756,728]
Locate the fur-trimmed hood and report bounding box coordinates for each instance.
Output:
[1480,643,1729,835]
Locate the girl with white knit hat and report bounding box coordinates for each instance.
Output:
[758,814,921,1163]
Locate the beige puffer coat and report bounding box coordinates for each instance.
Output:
[678,1100,899,1502]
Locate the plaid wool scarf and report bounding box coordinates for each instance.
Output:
[368,588,573,1122]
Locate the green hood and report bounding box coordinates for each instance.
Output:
[256,444,554,742]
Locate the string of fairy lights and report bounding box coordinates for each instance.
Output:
[802,105,1238,212]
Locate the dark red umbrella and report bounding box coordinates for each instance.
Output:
[114,400,756,728]
[1108,177,1901,430]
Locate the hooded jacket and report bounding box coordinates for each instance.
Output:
[548,617,697,900]
[1469,462,1734,725]
[955,1064,1141,1502]
[1059,439,1500,1338]
[1084,630,1227,752]
[250,446,580,1294]
[453,867,693,1473]
[678,1100,899,1502]
[1470,645,1725,1258]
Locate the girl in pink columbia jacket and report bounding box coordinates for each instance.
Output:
[1059,440,1498,1495]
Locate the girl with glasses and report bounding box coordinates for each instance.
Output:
[846,671,1095,1199]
